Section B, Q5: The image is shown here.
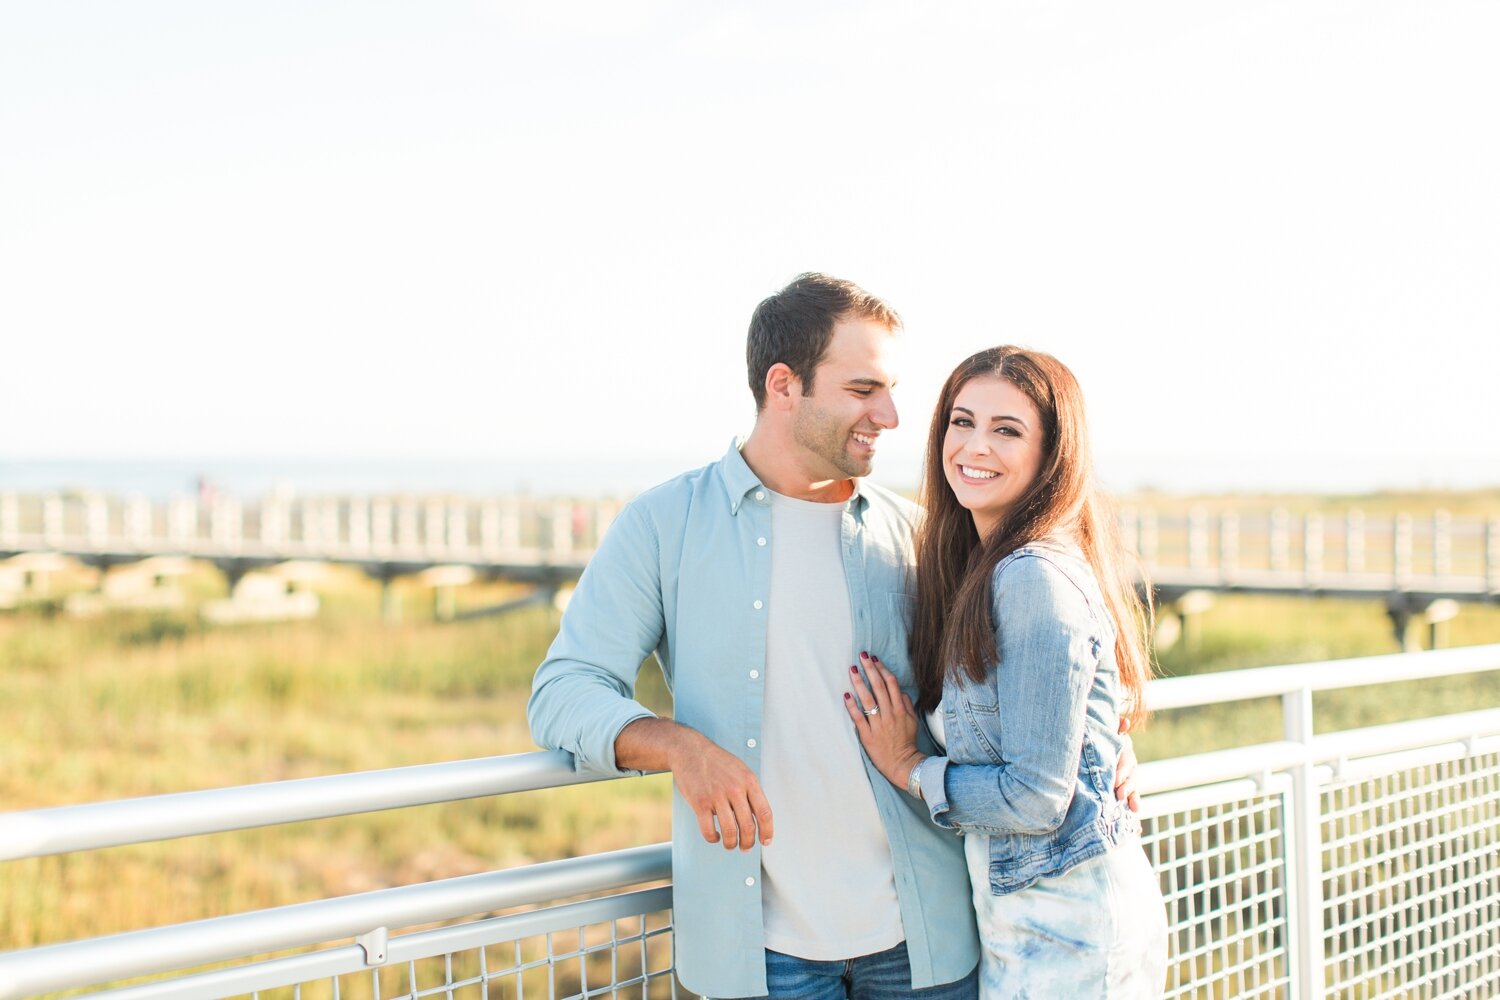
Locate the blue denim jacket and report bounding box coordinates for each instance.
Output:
[912,538,1138,895]
[528,442,978,998]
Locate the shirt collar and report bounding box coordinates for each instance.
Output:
[719,437,869,516]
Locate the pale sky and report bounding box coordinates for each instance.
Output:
[3,1,1497,495]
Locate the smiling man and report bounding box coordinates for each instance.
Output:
[528,273,980,1000]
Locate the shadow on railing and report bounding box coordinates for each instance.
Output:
[2,645,1499,999]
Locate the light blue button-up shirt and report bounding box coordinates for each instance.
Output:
[528,441,978,998]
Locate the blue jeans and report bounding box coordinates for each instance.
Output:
[728,941,979,1000]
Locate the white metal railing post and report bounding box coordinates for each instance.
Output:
[85,495,107,549]
[371,499,392,556]
[321,500,341,553]
[1304,512,1324,587]
[124,494,151,549]
[552,503,573,557]
[1346,509,1365,575]
[1219,510,1238,583]
[448,502,468,552]
[1432,510,1451,578]
[1393,514,1413,588]
[1270,508,1291,573]
[42,493,64,547]
[1282,686,1325,998]
[480,502,501,556]
[501,500,521,552]
[1,492,20,547]
[298,499,319,550]
[168,498,198,550]
[1188,506,1209,571]
[424,501,445,554]
[397,501,420,552]
[1138,509,1158,569]
[348,498,370,554]
[252,499,271,550]
[1488,518,1500,594]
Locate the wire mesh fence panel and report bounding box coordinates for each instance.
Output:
[1320,750,1500,1000]
[1142,791,1292,1000]
[219,911,679,1000]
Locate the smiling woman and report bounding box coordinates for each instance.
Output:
[847,345,1166,999]
[942,377,1045,541]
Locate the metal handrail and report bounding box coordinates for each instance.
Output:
[2,643,1498,998]
[3,644,1496,864]
[0,749,639,862]
[1135,708,1500,794]
[1147,642,1500,709]
[82,886,676,1000]
[0,844,671,1000]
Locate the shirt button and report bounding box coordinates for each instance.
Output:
[746,738,757,748]
[745,876,756,886]
[755,491,765,501]
[757,537,766,546]
[749,670,760,680]
[753,600,763,610]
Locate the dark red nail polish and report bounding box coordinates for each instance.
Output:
[843,692,851,700]
[850,665,859,673]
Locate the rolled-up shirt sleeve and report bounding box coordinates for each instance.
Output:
[527,502,665,776]
[920,555,1100,834]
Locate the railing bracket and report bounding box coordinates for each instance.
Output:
[357,926,389,966]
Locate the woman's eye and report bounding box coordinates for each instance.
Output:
[996,426,1019,437]
[949,416,972,428]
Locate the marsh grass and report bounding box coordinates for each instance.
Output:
[1,556,1497,965]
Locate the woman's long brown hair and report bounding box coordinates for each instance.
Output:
[909,346,1153,731]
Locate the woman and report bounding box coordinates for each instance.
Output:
[843,346,1167,998]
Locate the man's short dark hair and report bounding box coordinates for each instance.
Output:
[746,273,901,411]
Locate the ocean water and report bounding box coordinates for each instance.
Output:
[0,457,705,501]
[0,454,1488,501]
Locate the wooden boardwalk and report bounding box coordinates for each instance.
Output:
[3,491,1496,632]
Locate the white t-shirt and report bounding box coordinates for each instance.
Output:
[758,490,905,959]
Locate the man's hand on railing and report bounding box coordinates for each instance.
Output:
[615,718,775,851]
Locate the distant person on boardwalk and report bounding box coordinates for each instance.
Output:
[528,276,1138,1000]
[842,346,1168,998]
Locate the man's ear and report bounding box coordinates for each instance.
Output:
[763,363,799,410]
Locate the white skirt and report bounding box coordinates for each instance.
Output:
[964,835,1168,999]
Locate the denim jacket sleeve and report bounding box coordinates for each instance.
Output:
[917,552,1102,834]
[527,502,662,776]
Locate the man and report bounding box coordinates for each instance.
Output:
[529,274,1129,999]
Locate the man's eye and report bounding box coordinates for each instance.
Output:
[850,388,874,397]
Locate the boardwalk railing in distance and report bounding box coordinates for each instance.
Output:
[4,492,1499,602]
[1,645,1497,999]
[1120,504,1500,602]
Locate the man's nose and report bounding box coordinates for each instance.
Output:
[872,393,898,430]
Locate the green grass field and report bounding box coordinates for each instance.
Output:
[2,539,1498,956]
